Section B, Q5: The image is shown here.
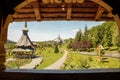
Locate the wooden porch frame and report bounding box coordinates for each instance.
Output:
[0,1,120,79]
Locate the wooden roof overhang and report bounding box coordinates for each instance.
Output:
[0,0,120,79]
[11,0,117,22]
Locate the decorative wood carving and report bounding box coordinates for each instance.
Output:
[95,6,105,20]
[67,7,72,20]
[32,0,41,21]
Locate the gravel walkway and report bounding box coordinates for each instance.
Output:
[20,57,42,69]
[6,58,16,62]
[44,50,68,69]
[79,52,120,58]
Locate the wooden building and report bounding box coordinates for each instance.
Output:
[12,22,35,58]
[54,34,64,44]
[0,0,120,80]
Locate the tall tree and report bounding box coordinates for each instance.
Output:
[67,38,73,49]
[54,45,59,53]
[74,29,82,41]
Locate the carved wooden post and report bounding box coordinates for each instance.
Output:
[0,20,6,71]
[0,45,6,71]
[113,14,120,41]
[0,14,12,71]
[97,45,103,62]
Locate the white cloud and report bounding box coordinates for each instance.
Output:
[100,21,105,24]
[72,29,79,32]
[29,32,55,41]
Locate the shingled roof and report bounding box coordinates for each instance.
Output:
[13,22,35,52]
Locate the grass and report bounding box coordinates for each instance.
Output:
[89,56,120,68]
[5,59,32,69]
[36,47,64,69]
[62,51,120,69]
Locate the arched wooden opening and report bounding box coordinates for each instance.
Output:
[0,0,120,72]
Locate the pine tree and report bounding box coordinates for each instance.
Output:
[67,38,73,49]
[54,45,59,53]
[74,29,82,41]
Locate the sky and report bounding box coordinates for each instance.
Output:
[8,21,104,42]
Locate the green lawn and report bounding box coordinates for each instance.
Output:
[5,59,32,69]
[62,51,120,69]
[36,47,64,69]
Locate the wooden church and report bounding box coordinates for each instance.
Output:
[12,22,36,58]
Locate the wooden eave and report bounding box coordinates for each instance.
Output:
[12,0,114,22]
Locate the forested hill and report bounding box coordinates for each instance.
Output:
[88,21,119,47]
[6,40,16,44]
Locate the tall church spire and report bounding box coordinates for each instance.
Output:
[23,22,28,32]
[16,22,34,49]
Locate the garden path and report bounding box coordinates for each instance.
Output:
[6,58,16,62]
[44,50,68,69]
[79,52,120,58]
[20,57,42,69]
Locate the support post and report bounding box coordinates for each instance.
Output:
[0,19,6,71]
[0,14,12,71]
[113,14,120,41]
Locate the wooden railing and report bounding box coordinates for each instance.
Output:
[0,69,120,80]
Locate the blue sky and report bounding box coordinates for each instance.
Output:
[8,21,104,42]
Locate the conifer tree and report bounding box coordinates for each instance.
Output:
[67,38,73,49]
[54,45,59,53]
[74,29,82,41]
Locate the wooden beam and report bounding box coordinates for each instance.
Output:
[113,14,120,41]
[32,0,41,21]
[112,14,120,45]
[64,0,72,3]
[42,0,49,3]
[13,17,113,21]
[77,0,84,3]
[95,6,104,20]
[55,0,62,3]
[33,8,41,21]
[13,12,110,19]
[13,18,36,22]
[13,14,35,18]
[18,7,97,13]
[17,9,34,13]
[91,0,113,12]
[67,7,72,20]
[107,12,113,17]
[14,0,36,12]
[50,0,55,3]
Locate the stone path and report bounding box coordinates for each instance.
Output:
[20,57,42,69]
[6,58,16,62]
[44,50,68,69]
[79,51,120,58]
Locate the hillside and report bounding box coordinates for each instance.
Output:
[6,40,16,44]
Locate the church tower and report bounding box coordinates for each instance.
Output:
[12,22,35,58]
[16,22,34,50]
